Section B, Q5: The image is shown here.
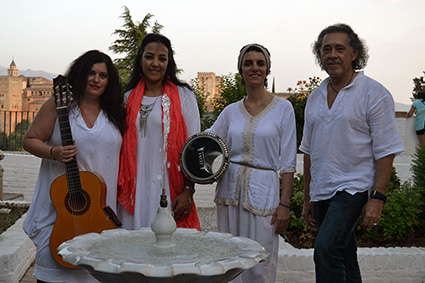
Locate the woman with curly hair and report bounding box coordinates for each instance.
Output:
[23,50,125,282]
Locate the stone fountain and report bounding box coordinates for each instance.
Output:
[56,95,268,282]
[57,226,268,282]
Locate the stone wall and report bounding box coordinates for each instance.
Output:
[396,113,420,155]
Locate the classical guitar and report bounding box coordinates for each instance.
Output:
[49,75,121,269]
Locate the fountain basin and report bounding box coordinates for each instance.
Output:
[57,227,268,283]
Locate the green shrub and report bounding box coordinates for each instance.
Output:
[283,173,317,248]
[284,166,424,248]
[358,167,422,245]
[412,145,425,188]
[288,173,306,230]
[357,181,423,245]
[411,145,425,218]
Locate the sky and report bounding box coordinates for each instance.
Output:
[1,0,424,106]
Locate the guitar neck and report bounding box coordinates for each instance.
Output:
[57,106,82,194]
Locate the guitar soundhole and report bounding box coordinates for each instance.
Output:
[64,190,91,215]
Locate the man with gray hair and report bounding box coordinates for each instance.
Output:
[300,23,404,282]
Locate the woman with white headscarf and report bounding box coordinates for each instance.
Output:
[207,44,297,282]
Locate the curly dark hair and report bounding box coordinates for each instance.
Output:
[313,23,369,70]
[65,50,126,135]
[418,91,425,100]
[126,33,191,92]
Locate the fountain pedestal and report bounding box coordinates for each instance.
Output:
[150,206,176,249]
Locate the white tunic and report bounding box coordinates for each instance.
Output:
[208,96,297,215]
[208,96,297,283]
[117,86,200,230]
[23,107,122,282]
[299,71,405,202]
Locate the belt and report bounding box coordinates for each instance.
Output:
[230,161,276,172]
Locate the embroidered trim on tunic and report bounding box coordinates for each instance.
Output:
[237,97,279,216]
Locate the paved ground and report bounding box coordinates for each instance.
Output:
[19,261,35,283]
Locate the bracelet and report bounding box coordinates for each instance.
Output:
[279,202,291,209]
[50,146,56,160]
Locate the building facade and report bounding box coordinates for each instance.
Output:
[0,60,52,134]
[23,77,53,112]
[197,72,222,111]
[0,60,27,111]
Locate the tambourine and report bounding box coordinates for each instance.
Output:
[180,132,230,184]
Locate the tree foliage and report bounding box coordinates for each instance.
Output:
[211,73,246,119]
[190,77,214,131]
[412,71,425,100]
[109,6,163,89]
[0,132,8,151]
[8,120,30,151]
[286,77,322,149]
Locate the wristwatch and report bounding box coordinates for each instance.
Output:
[185,185,196,194]
[370,190,387,204]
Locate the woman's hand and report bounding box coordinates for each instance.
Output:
[407,105,416,117]
[271,205,291,234]
[172,189,193,222]
[51,145,78,163]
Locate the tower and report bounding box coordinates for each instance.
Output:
[8,60,18,77]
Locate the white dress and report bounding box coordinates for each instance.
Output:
[23,107,122,282]
[208,96,297,283]
[117,86,200,230]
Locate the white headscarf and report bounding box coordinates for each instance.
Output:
[237,43,271,76]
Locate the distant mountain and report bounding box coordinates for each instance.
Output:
[0,65,56,80]
[395,102,411,112]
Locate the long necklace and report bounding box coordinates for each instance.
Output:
[139,95,160,137]
[329,71,356,94]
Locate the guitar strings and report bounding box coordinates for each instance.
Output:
[58,88,83,237]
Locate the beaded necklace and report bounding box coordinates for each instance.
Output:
[329,71,356,94]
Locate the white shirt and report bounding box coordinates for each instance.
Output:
[299,71,404,202]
